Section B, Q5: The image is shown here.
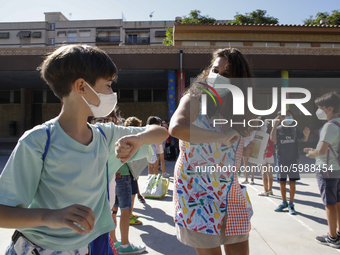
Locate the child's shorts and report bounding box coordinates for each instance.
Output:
[131,177,139,195]
[114,175,132,211]
[262,155,274,165]
[316,170,340,206]
[277,160,300,181]
[176,214,249,248]
[6,234,89,255]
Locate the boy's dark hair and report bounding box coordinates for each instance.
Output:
[38,45,118,99]
[147,116,161,125]
[315,91,340,113]
[277,109,293,117]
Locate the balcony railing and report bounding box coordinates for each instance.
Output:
[96,36,120,45]
[125,36,150,45]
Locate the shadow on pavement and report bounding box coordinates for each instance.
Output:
[132,203,194,255]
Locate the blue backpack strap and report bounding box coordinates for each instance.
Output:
[42,124,51,161]
[91,125,113,255]
[95,125,110,201]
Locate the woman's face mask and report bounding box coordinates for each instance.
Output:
[82,82,117,118]
[206,71,231,97]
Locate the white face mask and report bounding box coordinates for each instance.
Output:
[82,82,117,118]
[206,71,231,97]
[316,108,328,120]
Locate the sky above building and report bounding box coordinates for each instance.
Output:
[0,0,338,25]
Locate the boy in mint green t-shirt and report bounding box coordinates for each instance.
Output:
[0,45,168,254]
[305,91,340,249]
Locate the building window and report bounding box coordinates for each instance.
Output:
[31,32,42,38]
[138,90,152,102]
[119,90,134,102]
[127,34,138,44]
[46,91,60,103]
[57,31,67,38]
[155,30,166,37]
[253,42,280,47]
[48,38,55,45]
[80,30,91,37]
[49,24,55,30]
[285,43,311,47]
[153,89,167,102]
[0,91,20,104]
[215,42,244,47]
[68,31,77,42]
[0,32,10,39]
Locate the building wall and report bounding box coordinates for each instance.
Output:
[118,102,168,124]
[0,104,21,138]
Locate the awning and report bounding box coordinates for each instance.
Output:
[57,31,66,35]
[97,28,120,32]
[79,29,91,32]
[155,30,166,37]
[67,30,77,33]
[125,29,150,33]
[0,32,9,39]
[31,32,41,38]
[17,31,31,38]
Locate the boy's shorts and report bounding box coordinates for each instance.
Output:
[114,175,132,211]
[131,178,138,195]
[277,160,300,181]
[316,170,340,206]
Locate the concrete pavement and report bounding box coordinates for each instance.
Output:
[0,156,340,254]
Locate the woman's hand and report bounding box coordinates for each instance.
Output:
[44,204,95,235]
[223,129,240,145]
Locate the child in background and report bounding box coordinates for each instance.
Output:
[305,91,340,249]
[271,110,310,215]
[0,45,168,255]
[147,116,164,175]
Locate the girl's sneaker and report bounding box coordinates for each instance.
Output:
[268,190,273,196]
[119,242,146,254]
[316,234,340,249]
[275,201,288,212]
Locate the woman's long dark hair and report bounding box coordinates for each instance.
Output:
[187,48,255,137]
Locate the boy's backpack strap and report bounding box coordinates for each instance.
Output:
[42,124,51,161]
[95,125,110,200]
[326,120,340,177]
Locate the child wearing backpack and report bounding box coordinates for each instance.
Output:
[304,91,340,249]
[0,45,168,254]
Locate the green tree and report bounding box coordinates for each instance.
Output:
[163,27,173,46]
[304,10,340,25]
[182,10,216,24]
[231,9,279,24]
[163,10,216,46]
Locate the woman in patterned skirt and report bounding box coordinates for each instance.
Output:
[169,48,254,255]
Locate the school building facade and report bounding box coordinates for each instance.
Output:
[1,17,340,144]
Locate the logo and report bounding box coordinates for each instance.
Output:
[198,81,312,128]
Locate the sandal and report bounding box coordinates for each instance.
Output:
[138,195,146,203]
[258,191,269,196]
[130,214,138,219]
[129,217,142,225]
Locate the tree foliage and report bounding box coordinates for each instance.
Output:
[304,10,340,25]
[231,9,279,24]
[182,10,216,24]
[163,27,173,46]
[163,10,216,45]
